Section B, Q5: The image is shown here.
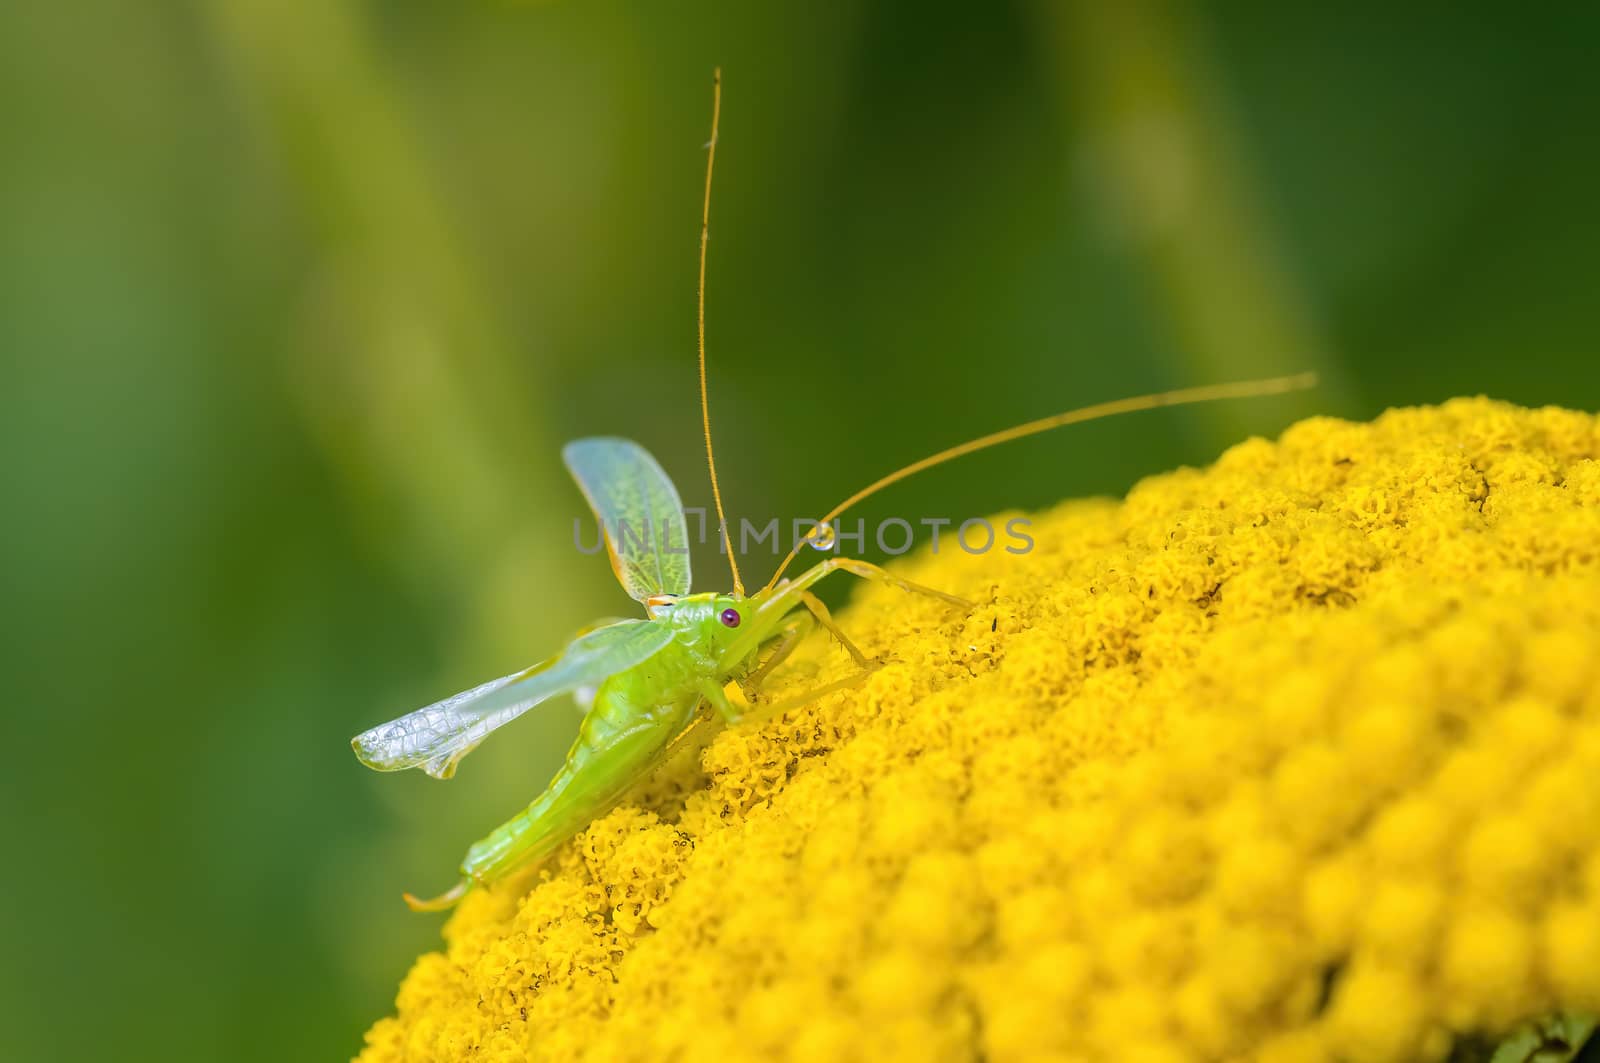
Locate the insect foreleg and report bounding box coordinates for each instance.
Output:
[720,558,969,675]
[778,557,971,611]
[741,612,816,696]
[826,557,973,607]
[796,588,871,669]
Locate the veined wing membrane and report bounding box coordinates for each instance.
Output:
[351,619,674,779]
[563,438,691,602]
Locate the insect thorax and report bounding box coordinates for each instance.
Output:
[653,592,751,673]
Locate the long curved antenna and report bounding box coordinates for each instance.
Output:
[698,67,744,595]
[762,371,1317,591]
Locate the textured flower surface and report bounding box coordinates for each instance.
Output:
[358,399,1600,1063]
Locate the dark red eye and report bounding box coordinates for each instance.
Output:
[719,607,741,628]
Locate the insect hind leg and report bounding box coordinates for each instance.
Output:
[403,880,469,912]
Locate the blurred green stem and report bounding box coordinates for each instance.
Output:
[1044,0,1351,432]
[207,0,576,660]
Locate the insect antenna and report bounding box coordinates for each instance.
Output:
[761,371,1318,591]
[698,67,744,595]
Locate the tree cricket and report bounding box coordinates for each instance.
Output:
[351,69,1315,910]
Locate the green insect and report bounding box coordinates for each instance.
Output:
[350,70,1316,911]
[354,433,968,911]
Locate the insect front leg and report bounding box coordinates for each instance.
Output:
[744,602,885,710]
[740,611,817,696]
[794,589,875,669]
[694,680,742,725]
[773,556,972,612]
[706,558,971,731]
[827,557,973,606]
[723,557,970,670]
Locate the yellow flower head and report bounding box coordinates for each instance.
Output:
[360,399,1600,1063]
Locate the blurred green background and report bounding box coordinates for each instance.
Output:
[2,2,1596,1059]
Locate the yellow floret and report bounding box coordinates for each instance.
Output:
[1324,963,1428,1063]
[357,400,1600,1062]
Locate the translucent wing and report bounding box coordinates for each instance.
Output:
[568,617,627,714]
[563,438,692,602]
[351,619,674,779]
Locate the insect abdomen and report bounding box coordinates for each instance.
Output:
[458,666,696,885]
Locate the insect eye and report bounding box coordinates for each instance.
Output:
[719,607,741,628]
